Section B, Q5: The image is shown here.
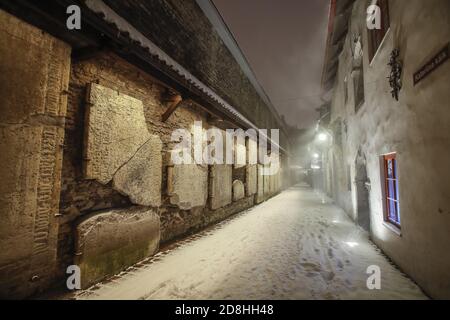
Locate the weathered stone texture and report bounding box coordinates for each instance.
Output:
[0,10,70,298]
[256,165,265,204]
[168,165,208,210]
[59,52,210,283]
[103,0,286,135]
[246,165,258,196]
[234,138,247,169]
[84,83,151,185]
[113,135,163,207]
[264,169,271,199]
[210,165,233,210]
[232,180,245,202]
[74,207,160,289]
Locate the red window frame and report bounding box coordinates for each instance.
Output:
[368,0,390,62]
[383,153,400,228]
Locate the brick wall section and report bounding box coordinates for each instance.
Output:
[103,0,285,138]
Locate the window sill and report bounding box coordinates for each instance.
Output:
[383,221,402,237]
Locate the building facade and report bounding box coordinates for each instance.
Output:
[321,0,450,298]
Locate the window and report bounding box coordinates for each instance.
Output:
[368,0,390,62]
[383,153,400,227]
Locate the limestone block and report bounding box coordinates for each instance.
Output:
[256,164,265,204]
[233,180,245,202]
[234,138,247,169]
[168,165,208,210]
[210,165,233,210]
[84,83,151,184]
[74,207,160,289]
[113,135,162,207]
[0,10,70,298]
[246,165,258,196]
[264,168,271,198]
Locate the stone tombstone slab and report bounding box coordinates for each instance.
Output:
[113,135,162,207]
[256,164,265,204]
[246,165,258,196]
[0,10,71,298]
[233,180,245,202]
[210,165,233,210]
[234,138,247,169]
[84,83,151,185]
[264,168,271,198]
[74,207,160,289]
[168,164,208,210]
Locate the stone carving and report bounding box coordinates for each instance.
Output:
[0,10,71,298]
[74,207,160,289]
[232,180,245,202]
[84,83,163,207]
[113,136,162,207]
[210,165,233,210]
[168,164,208,210]
[246,165,258,196]
[264,168,271,198]
[256,164,265,204]
[234,138,247,169]
[84,83,151,185]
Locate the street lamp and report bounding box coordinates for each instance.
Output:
[317,132,328,142]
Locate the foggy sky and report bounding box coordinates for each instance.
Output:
[213,0,330,129]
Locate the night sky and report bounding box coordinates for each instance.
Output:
[213,0,330,129]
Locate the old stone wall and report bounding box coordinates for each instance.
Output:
[325,0,450,299]
[102,0,288,141]
[58,51,286,289]
[0,10,71,298]
[0,6,289,297]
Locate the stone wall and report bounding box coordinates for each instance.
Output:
[102,0,285,135]
[0,7,289,297]
[59,51,286,290]
[324,0,450,299]
[0,10,71,298]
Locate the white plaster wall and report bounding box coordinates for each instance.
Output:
[327,0,450,298]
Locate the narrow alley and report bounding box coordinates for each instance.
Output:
[1,0,449,305]
[74,185,426,300]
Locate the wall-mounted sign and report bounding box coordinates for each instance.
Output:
[414,43,449,86]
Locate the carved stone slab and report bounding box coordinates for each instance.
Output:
[210,165,233,210]
[233,180,245,202]
[246,165,258,196]
[113,135,162,207]
[168,165,208,210]
[74,207,160,289]
[84,83,151,185]
[256,164,265,204]
[234,138,247,169]
[0,10,70,298]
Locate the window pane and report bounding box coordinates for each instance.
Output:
[388,199,397,220]
[387,159,394,178]
[388,179,396,198]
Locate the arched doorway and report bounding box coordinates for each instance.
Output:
[355,149,370,231]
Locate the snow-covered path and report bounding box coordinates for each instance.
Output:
[76,185,427,300]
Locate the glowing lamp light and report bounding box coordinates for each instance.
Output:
[312,153,320,159]
[317,132,328,142]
